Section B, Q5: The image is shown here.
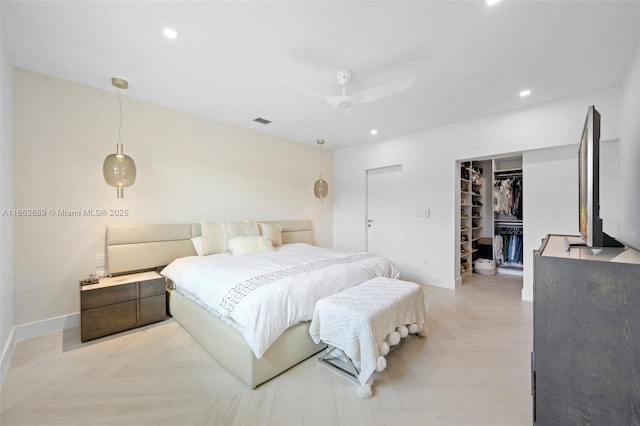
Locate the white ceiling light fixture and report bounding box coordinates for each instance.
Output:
[370,129,378,136]
[103,77,137,198]
[163,27,179,40]
[520,89,532,97]
[282,70,415,110]
[487,0,503,6]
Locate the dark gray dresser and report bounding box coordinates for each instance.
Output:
[533,234,640,425]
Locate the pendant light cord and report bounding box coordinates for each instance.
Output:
[117,88,123,144]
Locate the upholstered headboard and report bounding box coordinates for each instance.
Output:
[106,220,314,275]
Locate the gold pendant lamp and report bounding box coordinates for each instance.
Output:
[103,77,136,198]
[314,139,328,203]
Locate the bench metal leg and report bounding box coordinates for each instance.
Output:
[317,345,361,384]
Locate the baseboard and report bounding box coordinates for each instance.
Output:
[400,271,456,290]
[497,267,524,276]
[14,312,80,341]
[0,312,80,385]
[0,326,16,384]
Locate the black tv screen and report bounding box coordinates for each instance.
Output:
[578,106,622,248]
[578,106,601,246]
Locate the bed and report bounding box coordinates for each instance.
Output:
[105,220,399,388]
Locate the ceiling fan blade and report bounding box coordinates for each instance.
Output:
[280,79,327,101]
[354,76,415,104]
[326,94,355,109]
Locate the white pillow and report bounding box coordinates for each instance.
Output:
[224,221,259,249]
[191,236,204,256]
[258,222,283,247]
[200,221,226,255]
[228,236,274,256]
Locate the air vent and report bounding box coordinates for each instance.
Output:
[253,117,272,125]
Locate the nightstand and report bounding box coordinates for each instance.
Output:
[80,271,166,342]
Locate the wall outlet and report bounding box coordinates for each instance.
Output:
[95,254,105,268]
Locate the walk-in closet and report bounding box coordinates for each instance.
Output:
[458,155,523,280]
[493,156,523,272]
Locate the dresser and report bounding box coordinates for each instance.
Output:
[533,234,640,425]
[80,271,166,342]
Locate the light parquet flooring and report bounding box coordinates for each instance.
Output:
[1,274,532,426]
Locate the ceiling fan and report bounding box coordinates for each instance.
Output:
[281,71,415,109]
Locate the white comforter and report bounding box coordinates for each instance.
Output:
[161,243,399,358]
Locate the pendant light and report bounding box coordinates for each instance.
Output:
[103,77,136,198]
[314,139,329,203]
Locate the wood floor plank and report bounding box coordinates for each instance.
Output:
[1,273,532,425]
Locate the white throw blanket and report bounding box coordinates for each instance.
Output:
[309,277,428,387]
[161,244,399,358]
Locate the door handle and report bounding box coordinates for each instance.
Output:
[367,219,374,223]
[367,219,374,228]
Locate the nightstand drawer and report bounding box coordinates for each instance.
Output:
[81,300,137,341]
[80,271,167,342]
[81,282,136,310]
[139,293,166,325]
[139,278,165,298]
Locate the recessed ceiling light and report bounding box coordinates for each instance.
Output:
[487,0,503,6]
[520,89,532,98]
[370,129,378,136]
[163,28,179,40]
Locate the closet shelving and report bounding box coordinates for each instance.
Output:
[460,161,484,278]
[493,156,523,271]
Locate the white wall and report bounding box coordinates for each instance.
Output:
[0,4,16,382]
[334,88,621,298]
[13,69,333,326]
[521,140,619,301]
[618,42,640,251]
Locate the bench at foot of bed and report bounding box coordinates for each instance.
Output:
[309,277,429,398]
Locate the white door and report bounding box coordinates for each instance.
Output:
[367,165,403,264]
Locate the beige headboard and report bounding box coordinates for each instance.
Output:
[106,220,314,275]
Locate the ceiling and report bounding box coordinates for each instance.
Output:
[3,1,640,149]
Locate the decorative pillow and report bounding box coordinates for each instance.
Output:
[191,236,204,256]
[200,221,226,255]
[224,221,260,244]
[258,222,283,247]
[227,236,274,256]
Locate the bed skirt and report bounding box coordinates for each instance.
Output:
[169,289,326,388]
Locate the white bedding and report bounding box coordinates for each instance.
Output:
[161,243,399,358]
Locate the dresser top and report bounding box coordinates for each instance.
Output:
[81,270,163,291]
[539,234,640,265]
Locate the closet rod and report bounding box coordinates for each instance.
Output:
[495,222,523,227]
[494,172,522,178]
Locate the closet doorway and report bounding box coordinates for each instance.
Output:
[457,155,523,281]
[366,165,403,264]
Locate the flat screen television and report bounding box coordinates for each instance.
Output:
[578,106,622,248]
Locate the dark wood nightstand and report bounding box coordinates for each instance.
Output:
[80,271,166,342]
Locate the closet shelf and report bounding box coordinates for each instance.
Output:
[460,159,486,279]
[495,167,522,174]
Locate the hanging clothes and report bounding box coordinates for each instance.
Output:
[493,175,523,218]
[494,224,523,266]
